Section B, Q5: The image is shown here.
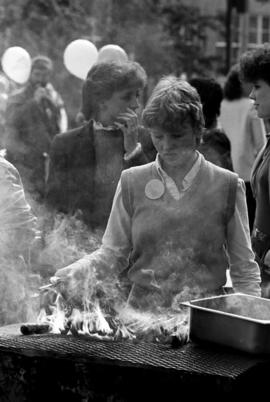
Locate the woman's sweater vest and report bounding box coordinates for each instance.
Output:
[121,157,238,307]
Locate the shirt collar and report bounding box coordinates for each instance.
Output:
[93,120,117,131]
[155,151,202,191]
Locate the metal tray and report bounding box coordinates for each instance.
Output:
[182,293,270,354]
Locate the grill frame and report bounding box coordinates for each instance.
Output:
[0,324,269,400]
[0,325,264,377]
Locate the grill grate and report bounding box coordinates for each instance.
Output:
[0,324,266,380]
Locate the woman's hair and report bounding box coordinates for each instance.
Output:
[240,44,270,86]
[82,61,147,120]
[223,64,243,101]
[142,76,204,138]
[189,77,223,129]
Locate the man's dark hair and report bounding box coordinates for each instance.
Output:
[82,61,147,120]
[223,64,243,101]
[240,43,270,86]
[31,55,53,72]
[189,77,223,129]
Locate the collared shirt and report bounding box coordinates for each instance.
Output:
[82,153,261,296]
[93,120,142,161]
[156,152,201,201]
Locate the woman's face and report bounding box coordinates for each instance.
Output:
[249,79,270,119]
[150,120,197,169]
[99,87,141,126]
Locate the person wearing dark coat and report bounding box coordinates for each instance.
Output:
[46,61,155,230]
[240,44,270,297]
[4,55,67,203]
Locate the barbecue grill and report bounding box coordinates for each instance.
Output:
[0,324,269,401]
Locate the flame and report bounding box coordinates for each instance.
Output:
[37,294,70,334]
[38,291,135,340]
[118,306,189,343]
[37,286,189,345]
[37,260,190,345]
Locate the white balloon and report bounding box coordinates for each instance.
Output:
[97,44,128,64]
[1,47,31,84]
[63,39,98,80]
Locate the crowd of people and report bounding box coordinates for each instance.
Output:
[2,43,270,323]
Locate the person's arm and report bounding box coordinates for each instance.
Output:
[124,126,156,168]
[226,179,261,296]
[0,158,38,255]
[59,107,68,133]
[52,180,132,302]
[56,180,131,274]
[113,109,151,167]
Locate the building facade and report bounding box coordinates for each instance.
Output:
[182,0,270,73]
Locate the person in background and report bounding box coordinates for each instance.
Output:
[46,61,155,231]
[219,63,266,232]
[240,44,270,297]
[189,77,233,171]
[4,55,68,203]
[52,77,261,311]
[0,155,39,324]
[0,73,10,150]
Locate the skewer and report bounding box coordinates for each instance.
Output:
[39,277,62,291]
[39,283,55,291]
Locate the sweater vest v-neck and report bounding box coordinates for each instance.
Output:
[121,157,238,308]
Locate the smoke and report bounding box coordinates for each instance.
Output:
[0,188,102,326]
[210,293,270,321]
[0,256,39,324]
[0,158,242,339]
[37,211,102,271]
[0,164,39,325]
[38,269,190,344]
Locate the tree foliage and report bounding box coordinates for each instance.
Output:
[160,0,220,75]
[0,0,221,123]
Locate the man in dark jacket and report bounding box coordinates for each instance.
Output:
[46,61,155,230]
[4,55,67,203]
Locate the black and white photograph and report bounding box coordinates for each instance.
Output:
[0,0,270,400]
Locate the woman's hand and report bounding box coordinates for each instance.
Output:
[50,262,94,306]
[114,108,139,154]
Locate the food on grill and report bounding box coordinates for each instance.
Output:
[20,324,50,335]
[120,307,189,346]
[33,279,189,347]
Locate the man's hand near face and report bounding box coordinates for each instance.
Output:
[34,86,49,104]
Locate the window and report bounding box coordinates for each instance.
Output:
[248,15,258,44]
[262,16,270,43]
[248,15,270,46]
[215,13,270,66]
